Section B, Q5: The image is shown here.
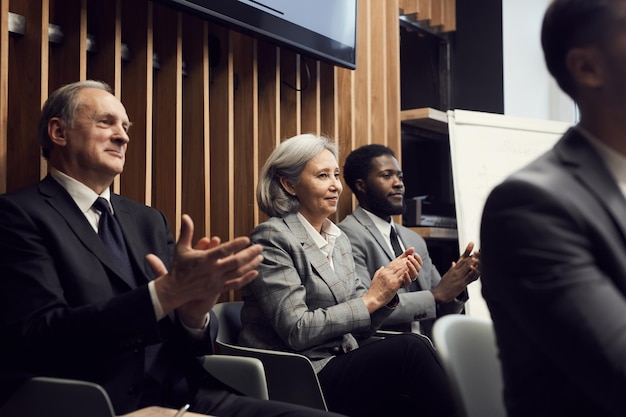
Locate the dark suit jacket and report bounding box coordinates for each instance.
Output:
[0,175,223,414]
[239,214,393,373]
[338,206,465,336]
[481,128,626,417]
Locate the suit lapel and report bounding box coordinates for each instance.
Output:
[283,214,345,302]
[354,206,425,291]
[353,206,396,261]
[557,130,626,242]
[40,176,135,288]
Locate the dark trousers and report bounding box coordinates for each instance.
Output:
[192,388,344,417]
[318,333,458,417]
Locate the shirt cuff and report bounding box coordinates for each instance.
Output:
[148,280,165,320]
[180,313,211,339]
[148,281,210,338]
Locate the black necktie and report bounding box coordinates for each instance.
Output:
[390,226,404,258]
[93,197,136,287]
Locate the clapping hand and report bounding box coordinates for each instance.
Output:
[148,214,263,327]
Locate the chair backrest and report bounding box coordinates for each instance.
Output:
[0,376,115,417]
[212,301,328,410]
[213,300,245,345]
[432,315,506,417]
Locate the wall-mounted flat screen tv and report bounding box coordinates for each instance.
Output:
[158,0,358,70]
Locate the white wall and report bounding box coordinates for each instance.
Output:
[502,0,577,123]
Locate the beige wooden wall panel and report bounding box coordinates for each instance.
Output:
[255,40,279,225]
[120,0,152,205]
[232,33,257,238]
[49,0,86,90]
[443,0,456,31]
[419,0,433,21]
[207,25,233,241]
[400,0,419,15]
[0,0,453,301]
[279,50,299,139]
[152,5,182,233]
[336,0,404,221]
[181,15,210,243]
[0,0,7,193]
[7,0,47,191]
[86,0,121,92]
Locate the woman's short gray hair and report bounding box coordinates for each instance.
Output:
[38,80,112,159]
[257,133,338,218]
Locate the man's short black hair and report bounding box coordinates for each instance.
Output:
[343,144,396,195]
[541,0,619,99]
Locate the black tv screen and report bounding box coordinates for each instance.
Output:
[159,0,358,70]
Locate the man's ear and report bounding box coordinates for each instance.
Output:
[279,176,296,196]
[48,117,68,147]
[566,46,604,89]
[355,178,366,194]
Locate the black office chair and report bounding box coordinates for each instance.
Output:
[213,301,328,410]
[0,356,268,417]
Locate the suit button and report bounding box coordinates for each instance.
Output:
[128,384,138,394]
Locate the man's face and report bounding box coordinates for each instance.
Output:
[597,5,626,112]
[59,88,131,186]
[361,154,404,218]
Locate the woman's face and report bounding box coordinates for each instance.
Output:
[292,149,342,229]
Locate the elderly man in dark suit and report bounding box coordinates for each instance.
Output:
[481,1,626,417]
[338,144,479,336]
[0,80,340,417]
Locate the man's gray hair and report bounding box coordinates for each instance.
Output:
[38,80,112,159]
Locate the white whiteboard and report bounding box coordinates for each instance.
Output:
[448,109,572,318]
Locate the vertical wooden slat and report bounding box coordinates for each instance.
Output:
[279,49,299,139]
[370,0,386,144]
[7,0,47,191]
[48,0,86,91]
[208,25,233,241]
[353,0,370,148]
[87,0,122,91]
[0,0,8,193]
[181,15,209,241]
[120,0,151,205]
[319,61,335,141]
[152,4,182,233]
[418,0,432,21]
[443,0,456,32]
[300,59,320,135]
[431,0,444,27]
[335,65,354,222]
[400,0,419,15]
[232,32,256,238]
[387,0,402,155]
[255,40,280,225]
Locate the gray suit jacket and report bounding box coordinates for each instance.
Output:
[239,213,393,373]
[338,206,465,335]
[481,128,626,417]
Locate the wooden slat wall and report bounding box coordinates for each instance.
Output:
[0,0,454,301]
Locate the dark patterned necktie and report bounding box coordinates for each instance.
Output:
[93,197,136,287]
[390,226,404,258]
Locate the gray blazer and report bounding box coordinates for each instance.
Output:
[239,213,393,373]
[481,128,626,417]
[338,206,465,335]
